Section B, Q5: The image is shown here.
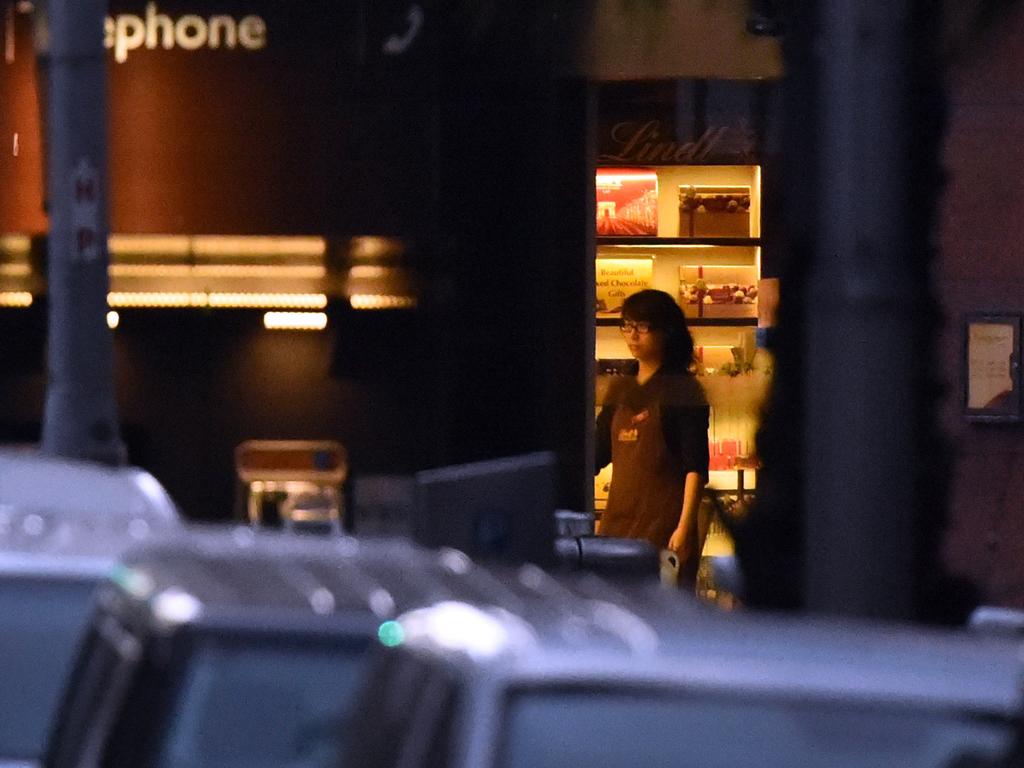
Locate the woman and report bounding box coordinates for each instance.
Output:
[596,289,710,587]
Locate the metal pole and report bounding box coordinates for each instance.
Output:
[36,0,125,465]
[802,0,919,618]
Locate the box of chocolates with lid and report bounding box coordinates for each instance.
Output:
[678,265,758,319]
[678,185,752,238]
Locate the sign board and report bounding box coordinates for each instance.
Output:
[0,0,437,236]
[597,79,770,166]
[965,314,1021,422]
[70,158,101,261]
[596,257,653,317]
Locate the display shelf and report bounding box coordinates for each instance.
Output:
[593,163,767,521]
[597,237,762,247]
[596,316,757,327]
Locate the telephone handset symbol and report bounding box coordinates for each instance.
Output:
[382,4,424,56]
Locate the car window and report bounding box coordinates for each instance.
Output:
[498,690,1015,768]
[0,578,98,758]
[341,650,460,768]
[47,613,141,768]
[157,637,369,768]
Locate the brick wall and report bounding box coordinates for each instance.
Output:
[939,5,1024,607]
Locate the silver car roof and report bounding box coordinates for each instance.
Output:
[0,507,174,579]
[389,572,1024,718]
[101,528,546,632]
[0,450,179,523]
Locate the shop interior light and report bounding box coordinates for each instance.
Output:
[191,236,325,257]
[107,292,327,309]
[263,312,328,331]
[347,265,389,279]
[348,236,401,262]
[107,292,195,308]
[0,234,30,255]
[109,263,326,278]
[349,294,417,310]
[206,292,327,308]
[108,235,192,256]
[0,291,33,307]
[106,235,326,258]
[106,311,120,329]
[0,263,31,276]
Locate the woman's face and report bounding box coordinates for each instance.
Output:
[621,318,664,364]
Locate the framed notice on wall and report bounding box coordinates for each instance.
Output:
[964,314,1021,422]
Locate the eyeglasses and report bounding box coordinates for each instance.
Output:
[619,320,652,335]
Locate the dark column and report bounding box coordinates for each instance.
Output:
[744,0,954,620]
[35,0,125,465]
[431,5,592,510]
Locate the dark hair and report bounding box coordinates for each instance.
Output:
[621,289,696,374]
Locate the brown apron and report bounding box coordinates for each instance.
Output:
[600,389,686,551]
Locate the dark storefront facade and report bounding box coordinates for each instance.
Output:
[0,1,597,519]
[2,1,447,518]
[0,1,784,523]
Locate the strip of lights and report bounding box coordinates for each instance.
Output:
[107,292,328,309]
[350,294,417,310]
[107,234,326,258]
[207,292,327,308]
[109,264,326,278]
[107,292,197,307]
[0,291,32,307]
[263,312,328,331]
[107,235,191,257]
[191,236,325,258]
[0,234,31,254]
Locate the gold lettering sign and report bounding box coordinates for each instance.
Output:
[598,121,756,165]
[596,258,653,316]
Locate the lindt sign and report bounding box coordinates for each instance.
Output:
[104,3,267,63]
[598,120,758,165]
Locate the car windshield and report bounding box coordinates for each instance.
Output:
[158,637,369,768]
[499,689,1015,768]
[0,578,98,758]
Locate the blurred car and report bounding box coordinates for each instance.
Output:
[0,450,180,524]
[43,529,537,768]
[342,571,1024,768]
[0,508,170,768]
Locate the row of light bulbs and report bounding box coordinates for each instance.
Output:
[103,310,329,331]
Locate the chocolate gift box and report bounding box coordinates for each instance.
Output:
[678,185,752,239]
[678,265,758,319]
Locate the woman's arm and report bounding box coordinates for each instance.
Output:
[668,471,705,586]
[594,404,615,473]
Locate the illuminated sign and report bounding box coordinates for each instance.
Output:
[595,258,653,317]
[104,3,267,63]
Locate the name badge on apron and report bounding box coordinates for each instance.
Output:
[618,408,650,443]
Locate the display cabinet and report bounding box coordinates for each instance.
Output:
[594,163,772,525]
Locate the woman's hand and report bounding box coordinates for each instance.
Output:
[668,525,689,556]
[668,525,699,589]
